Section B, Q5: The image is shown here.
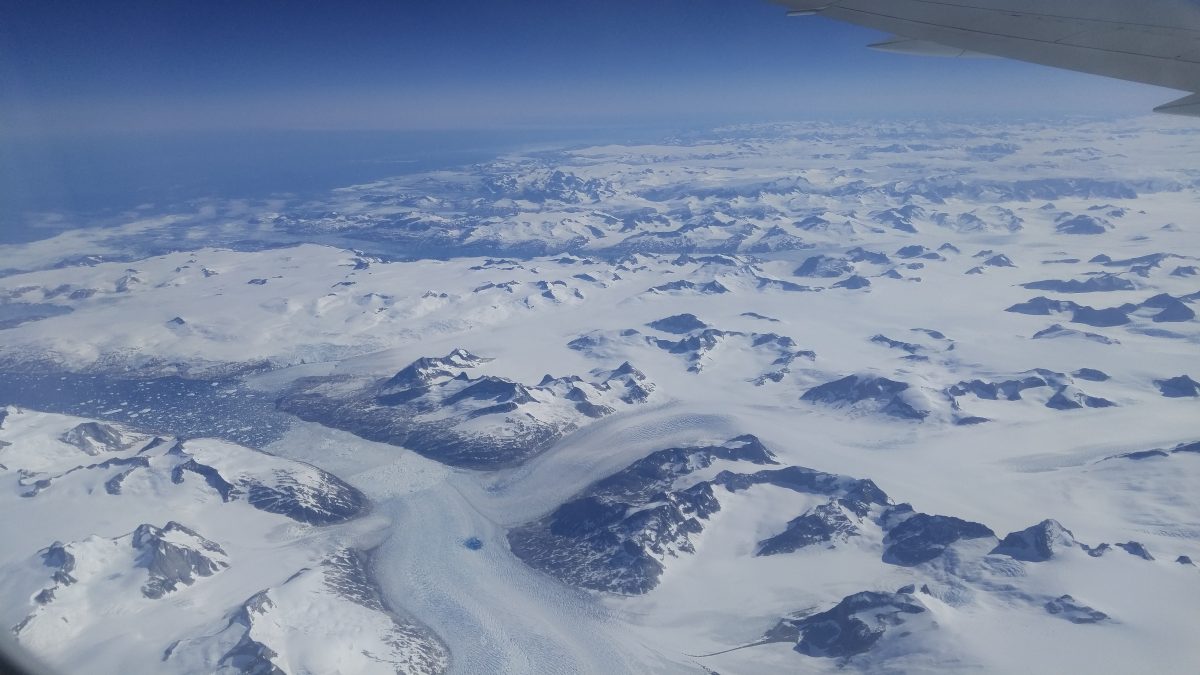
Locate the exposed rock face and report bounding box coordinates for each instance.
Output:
[1056,214,1111,234]
[650,327,813,376]
[766,591,928,658]
[570,321,813,384]
[1155,375,1200,398]
[882,508,995,566]
[163,549,449,675]
[1008,292,1193,328]
[1032,324,1118,344]
[716,466,890,516]
[847,247,891,264]
[896,245,942,260]
[484,168,616,204]
[279,350,653,469]
[22,432,367,526]
[40,542,77,589]
[870,334,924,355]
[948,374,1051,401]
[1073,368,1110,382]
[381,348,491,391]
[171,458,237,501]
[739,468,890,557]
[0,409,438,674]
[132,522,230,599]
[1116,541,1155,560]
[242,463,367,526]
[832,274,871,290]
[802,375,929,420]
[794,255,854,278]
[756,502,859,555]
[1144,294,1195,323]
[1046,386,1116,410]
[1006,296,1078,316]
[60,422,130,455]
[1175,441,1200,454]
[873,206,922,233]
[172,446,368,525]
[947,370,1115,411]
[1045,595,1109,624]
[509,436,778,595]
[645,313,708,334]
[1113,448,1170,461]
[1022,275,1135,293]
[646,279,729,295]
[990,519,1078,561]
[18,520,230,640]
[1072,306,1131,327]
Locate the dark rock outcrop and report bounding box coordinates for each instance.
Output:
[1044,595,1109,623]
[1022,275,1134,293]
[508,436,777,594]
[60,422,130,455]
[646,313,708,334]
[883,509,995,566]
[767,591,927,658]
[1055,214,1111,234]
[1155,375,1200,398]
[133,522,229,599]
[280,351,653,468]
[1116,541,1154,561]
[802,375,928,420]
[757,502,858,555]
[990,520,1077,561]
[832,275,871,290]
[794,255,854,278]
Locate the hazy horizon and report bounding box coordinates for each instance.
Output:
[1,0,1177,136]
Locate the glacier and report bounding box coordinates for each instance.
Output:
[1,117,1199,673]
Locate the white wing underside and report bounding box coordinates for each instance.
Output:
[775,0,1200,117]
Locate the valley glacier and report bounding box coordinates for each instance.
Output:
[1,117,1199,674]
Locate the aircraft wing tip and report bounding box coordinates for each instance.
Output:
[1154,93,1200,118]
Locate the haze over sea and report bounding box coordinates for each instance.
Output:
[0,127,686,245]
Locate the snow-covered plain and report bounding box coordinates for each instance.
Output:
[1,117,1199,673]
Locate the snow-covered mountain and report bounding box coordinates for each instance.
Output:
[278,350,654,468]
[2,118,1200,673]
[164,549,448,675]
[0,408,445,674]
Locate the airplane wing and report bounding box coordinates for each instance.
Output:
[774,0,1200,117]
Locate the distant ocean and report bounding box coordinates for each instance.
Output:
[0,126,671,245]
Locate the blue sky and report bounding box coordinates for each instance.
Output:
[0,0,1174,134]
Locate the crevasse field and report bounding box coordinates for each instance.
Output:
[1,118,1199,674]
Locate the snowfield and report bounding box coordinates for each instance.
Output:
[0,408,446,674]
[2,117,1200,673]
